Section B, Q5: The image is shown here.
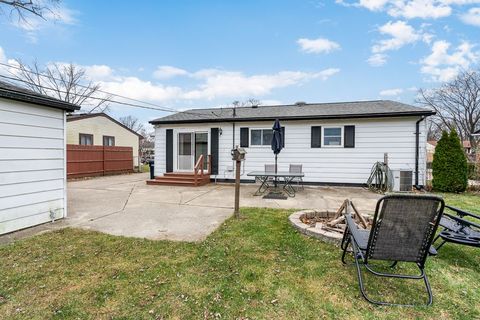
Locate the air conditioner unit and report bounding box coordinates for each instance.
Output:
[392,170,413,192]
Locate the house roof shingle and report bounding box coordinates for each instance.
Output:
[0,80,80,112]
[150,100,435,125]
[67,112,144,138]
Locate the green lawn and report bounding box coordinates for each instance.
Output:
[0,194,479,319]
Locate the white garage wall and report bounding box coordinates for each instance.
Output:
[0,98,67,235]
[154,116,427,185]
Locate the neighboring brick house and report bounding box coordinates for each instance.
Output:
[67,113,143,168]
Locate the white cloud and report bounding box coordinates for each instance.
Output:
[367,53,388,66]
[0,44,339,105]
[153,66,188,79]
[94,67,339,103]
[0,47,6,63]
[100,77,183,102]
[420,40,479,81]
[10,5,77,42]
[339,0,480,19]
[297,37,341,54]
[183,68,340,100]
[380,88,404,96]
[461,7,480,26]
[387,1,451,19]
[83,65,115,81]
[368,21,430,66]
[260,99,283,105]
[359,0,389,10]
[372,21,421,53]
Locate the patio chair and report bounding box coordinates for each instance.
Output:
[433,205,480,250]
[289,164,304,190]
[341,194,445,306]
[264,164,276,186]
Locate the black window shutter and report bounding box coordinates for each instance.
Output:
[344,125,355,148]
[240,127,249,147]
[210,128,219,175]
[281,127,285,147]
[166,129,173,172]
[311,126,321,148]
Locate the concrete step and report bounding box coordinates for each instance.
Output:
[156,174,209,181]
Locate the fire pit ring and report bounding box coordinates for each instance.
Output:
[289,210,345,244]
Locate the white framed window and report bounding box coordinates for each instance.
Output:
[323,127,343,147]
[250,128,273,146]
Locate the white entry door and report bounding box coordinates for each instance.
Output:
[178,132,193,171]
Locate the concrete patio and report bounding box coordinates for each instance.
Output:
[1,173,381,243]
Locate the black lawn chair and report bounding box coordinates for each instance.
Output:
[341,194,445,306]
[433,205,480,250]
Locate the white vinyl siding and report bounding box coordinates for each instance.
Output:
[0,98,67,235]
[154,117,427,185]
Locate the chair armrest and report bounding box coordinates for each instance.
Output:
[443,212,480,230]
[345,214,370,245]
[445,205,480,221]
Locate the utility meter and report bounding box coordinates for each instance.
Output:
[231,147,246,161]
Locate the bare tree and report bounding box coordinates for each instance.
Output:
[119,115,145,133]
[138,128,154,163]
[232,98,261,108]
[0,0,59,22]
[11,61,110,113]
[426,118,443,141]
[418,69,480,152]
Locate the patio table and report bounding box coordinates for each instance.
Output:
[247,171,305,197]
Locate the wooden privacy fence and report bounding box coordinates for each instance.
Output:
[67,145,134,178]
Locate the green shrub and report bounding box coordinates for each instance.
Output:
[467,162,479,180]
[432,130,468,192]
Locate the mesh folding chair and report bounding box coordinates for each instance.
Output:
[341,194,445,306]
[289,164,304,190]
[433,205,480,250]
[264,164,276,185]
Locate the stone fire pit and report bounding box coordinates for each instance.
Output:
[289,210,345,244]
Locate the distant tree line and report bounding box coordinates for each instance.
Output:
[418,69,480,156]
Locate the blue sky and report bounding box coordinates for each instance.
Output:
[1,0,480,129]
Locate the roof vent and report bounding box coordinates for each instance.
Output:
[295,101,306,106]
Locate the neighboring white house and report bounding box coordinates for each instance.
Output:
[150,100,434,188]
[0,81,79,235]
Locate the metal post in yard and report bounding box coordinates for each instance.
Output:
[234,159,241,219]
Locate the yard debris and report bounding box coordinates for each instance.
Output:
[299,199,372,234]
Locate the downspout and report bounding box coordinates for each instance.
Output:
[232,122,235,149]
[415,116,425,189]
[232,106,236,149]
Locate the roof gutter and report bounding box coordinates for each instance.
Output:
[0,88,80,111]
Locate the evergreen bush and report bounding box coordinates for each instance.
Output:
[432,130,468,192]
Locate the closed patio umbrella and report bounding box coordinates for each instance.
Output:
[271,119,283,188]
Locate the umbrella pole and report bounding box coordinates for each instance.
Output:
[274,154,278,188]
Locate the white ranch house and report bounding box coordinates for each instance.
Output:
[0,81,79,235]
[150,101,434,189]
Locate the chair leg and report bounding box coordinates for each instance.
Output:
[350,239,433,306]
[341,236,351,264]
[341,223,353,264]
[432,234,448,251]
